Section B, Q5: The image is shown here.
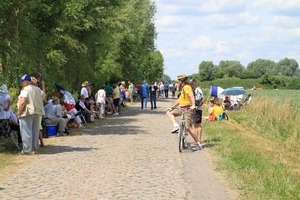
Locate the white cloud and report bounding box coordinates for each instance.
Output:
[190,36,213,49]
[269,16,300,28]
[156,15,185,28]
[155,0,300,79]
[216,41,230,53]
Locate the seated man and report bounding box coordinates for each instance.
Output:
[222,96,231,110]
[43,98,67,136]
[203,100,223,121]
[75,95,92,123]
[61,103,84,128]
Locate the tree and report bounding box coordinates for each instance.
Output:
[275,58,299,77]
[247,59,275,76]
[161,74,172,83]
[199,61,216,81]
[218,60,245,78]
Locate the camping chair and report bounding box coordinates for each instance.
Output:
[75,111,87,124]
[0,130,20,150]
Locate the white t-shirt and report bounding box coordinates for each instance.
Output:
[96,89,105,103]
[81,87,89,98]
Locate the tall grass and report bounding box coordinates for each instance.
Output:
[240,97,300,143]
[202,91,300,200]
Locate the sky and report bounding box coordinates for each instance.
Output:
[154,0,300,80]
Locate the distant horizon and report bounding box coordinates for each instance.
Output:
[155,0,300,80]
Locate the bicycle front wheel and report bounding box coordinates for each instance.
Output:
[178,123,184,153]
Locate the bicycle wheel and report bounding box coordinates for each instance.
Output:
[178,123,184,153]
[182,126,188,149]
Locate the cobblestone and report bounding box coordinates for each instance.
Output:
[0,98,235,200]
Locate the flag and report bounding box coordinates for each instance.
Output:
[209,84,225,98]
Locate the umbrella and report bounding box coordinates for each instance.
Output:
[221,87,246,96]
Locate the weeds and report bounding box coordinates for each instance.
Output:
[203,92,300,200]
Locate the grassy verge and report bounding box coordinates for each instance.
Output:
[202,95,300,199]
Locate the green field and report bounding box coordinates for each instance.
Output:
[202,89,300,200]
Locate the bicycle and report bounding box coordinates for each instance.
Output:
[178,112,190,153]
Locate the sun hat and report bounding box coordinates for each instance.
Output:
[177,74,188,82]
[0,84,8,93]
[81,81,89,87]
[18,74,31,83]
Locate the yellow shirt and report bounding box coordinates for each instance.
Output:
[210,105,223,118]
[179,85,193,106]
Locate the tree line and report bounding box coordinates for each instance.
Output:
[197,58,300,89]
[199,58,299,81]
[0,0,164,92]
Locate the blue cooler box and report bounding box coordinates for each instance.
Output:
[46,125,57,136]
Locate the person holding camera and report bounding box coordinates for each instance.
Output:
[189,79,204,149]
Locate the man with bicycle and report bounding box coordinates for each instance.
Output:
[166,74,202,151]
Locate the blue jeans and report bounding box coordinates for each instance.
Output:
[150,94,156,109]
[141,97,148,109]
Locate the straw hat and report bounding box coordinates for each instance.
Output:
[81,81,89,87]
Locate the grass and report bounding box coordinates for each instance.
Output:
[202,89,300,200]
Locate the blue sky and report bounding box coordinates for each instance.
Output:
[154,0,300,80]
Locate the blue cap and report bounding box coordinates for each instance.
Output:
[18,74,31,82]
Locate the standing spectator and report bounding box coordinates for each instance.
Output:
[128,80,134,105]
[189,79,204,147]
[171,83,176,98]
[88,83,94,98]
[149,82,158,110]
[159,82,164,97]
[30,74,46,146]
[164,82,169,98]
[112,84,120,115]
[136,82,141,94]
[104,82,114,111]
[95,85,106,119]
[119,81,127,107]
[81,81,89,99]
[139,80,149,110]
[17,74,45,155]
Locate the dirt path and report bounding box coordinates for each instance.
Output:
[0,97,236,200]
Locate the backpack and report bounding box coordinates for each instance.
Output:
[193,87,203,106]
[217,112,229,121]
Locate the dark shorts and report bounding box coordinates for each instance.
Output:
[194,110,202,124]
[113,98,120,107]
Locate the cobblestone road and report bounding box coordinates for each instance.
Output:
[0,98,235,200]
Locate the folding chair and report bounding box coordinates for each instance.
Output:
[75,111,87,124]
[0,130,21,150]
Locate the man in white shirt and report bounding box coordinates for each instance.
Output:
[81,81,89,99]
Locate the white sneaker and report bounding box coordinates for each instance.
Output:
[114,113,119,115]
[171,125,179,133]
[192,144,203,151]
